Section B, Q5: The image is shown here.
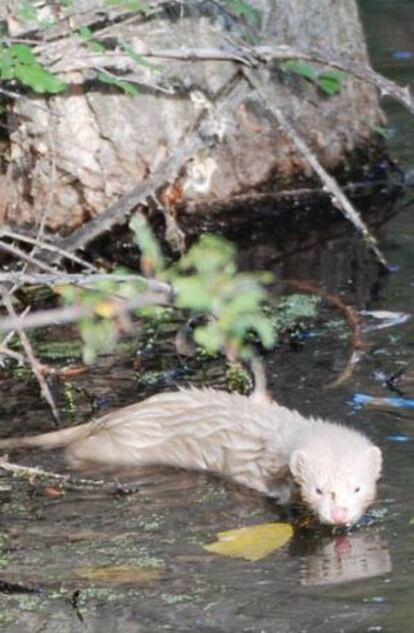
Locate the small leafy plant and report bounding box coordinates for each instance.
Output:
[282,60,346,96]
[58,217,275,364]
[0,43,67,94]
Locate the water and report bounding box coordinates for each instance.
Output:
[1,2,414,631]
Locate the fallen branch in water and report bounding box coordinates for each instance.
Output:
[0,457,108,491]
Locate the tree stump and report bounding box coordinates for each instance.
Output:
[0,0,383,230]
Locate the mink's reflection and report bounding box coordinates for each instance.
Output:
[291,529,391,586]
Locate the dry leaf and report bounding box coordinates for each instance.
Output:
[203,522,293,562]
[42,486,63,499]
[75,564,161,585]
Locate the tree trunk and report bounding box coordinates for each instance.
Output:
[0,0,383,230]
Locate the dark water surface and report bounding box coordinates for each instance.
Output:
[1,2,414,632]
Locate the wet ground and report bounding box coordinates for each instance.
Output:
[0,1,414,632]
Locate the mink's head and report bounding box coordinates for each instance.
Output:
[289,426,382,526]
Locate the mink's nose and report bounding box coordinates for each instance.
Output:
[331,507,349,525]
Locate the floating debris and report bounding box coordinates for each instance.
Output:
[352,393,414,410]
[359,310,411,332]
[203,522,293,562]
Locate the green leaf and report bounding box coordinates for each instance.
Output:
[9,43,37,64]
[97,71,140,96]
[194,322,224,354]
[219,288,266,324]
[173,277,213,311]
[0,49,14,80]
[372,124,392,141]
[129,215,164,273]
[104,0,150,12]
[179,235,236,275]
[282,60,317,82]
[317,70,344,96]
[77,26,107,53]
[225,0,261,28]
[14,63,67,94]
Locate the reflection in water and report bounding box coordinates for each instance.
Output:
[298,529,392,586]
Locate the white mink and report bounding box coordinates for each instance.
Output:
[0,388,382,526]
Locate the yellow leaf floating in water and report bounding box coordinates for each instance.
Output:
[203,522,293,562]
[75,564,162,585]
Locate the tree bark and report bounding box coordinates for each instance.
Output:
[0,0,383,230]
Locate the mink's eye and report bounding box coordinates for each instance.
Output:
[354,486,361,493]
[315,487,323,495]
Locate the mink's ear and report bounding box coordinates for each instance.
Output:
[289,450,309,479]
[367,446,382,479]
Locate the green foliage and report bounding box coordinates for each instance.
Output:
[167,234,274,359]
[96,71,140,96]
[79,317,119,365]
[58,228,326,365]
[282,60,346,96]
[0,44,67,94]
[103,0,150,11]
[129,215,165,274]
[58,229,275,363]
[317,70,345,96]
[224,0,261,29]
[282,61,317,82]
[226,363,252,394]
[372,124,393,141]
[77,25,107,53]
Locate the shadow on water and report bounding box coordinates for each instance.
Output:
[0,3,414,632]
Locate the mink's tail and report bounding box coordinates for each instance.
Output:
[0,422,93,452]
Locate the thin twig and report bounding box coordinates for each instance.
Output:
[0,345,24,364]
[0,229,97,271]
[0,240,57,274]
[0,287,60,424]
[44,43,414,115]
[243,68,388,270]
[0,458,107,490]
[0,286,172,333]
[0,272,171,291]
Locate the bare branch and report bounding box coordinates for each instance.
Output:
[0,286,172,333]
[0,287,61,424]
[0,240,57,274]
[0,229,97,272]
[0,272,171,292]
[42,43,414,115]
[0,345,24,364]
